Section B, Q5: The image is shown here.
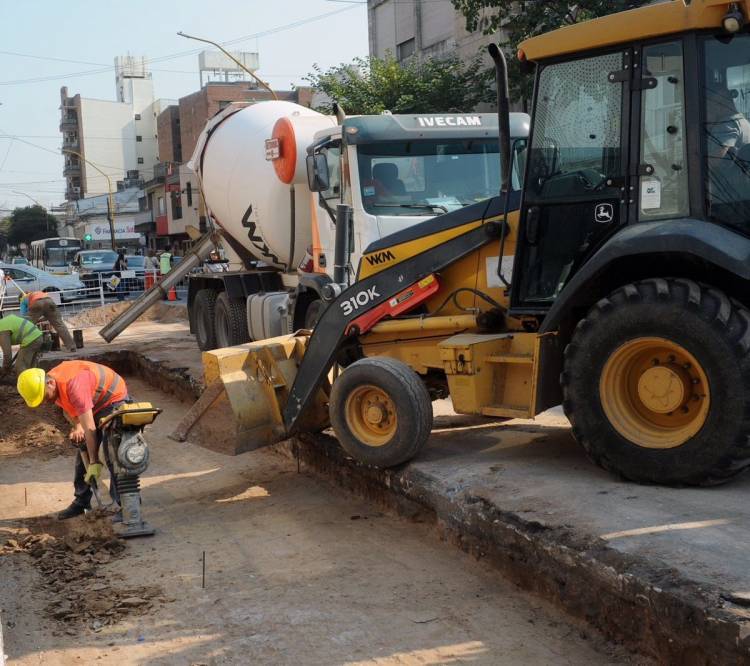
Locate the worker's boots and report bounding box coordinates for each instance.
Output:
[57,501,89,520]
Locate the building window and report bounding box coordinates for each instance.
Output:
[397,38,416,62]
[158,196,165,215]
[218,100,231,110]
[136,135,143,142]
[186,182,193,207]
[171,191,182,220]
[137,157,144,164]
[135,113,141,120]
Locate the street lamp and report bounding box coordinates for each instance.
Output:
[62,148,116,249]
[176,31,277,99]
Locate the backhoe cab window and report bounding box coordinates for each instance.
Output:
[357,139,524,216]
[703,34,750,231]
[527,53,622,201]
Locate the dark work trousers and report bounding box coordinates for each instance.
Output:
[72,398,129,509]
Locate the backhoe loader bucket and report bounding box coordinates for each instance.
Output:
[170,333,330,454]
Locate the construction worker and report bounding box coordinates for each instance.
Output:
[17,361,129,520]
[0,313,43,377]
[20,291,76,352]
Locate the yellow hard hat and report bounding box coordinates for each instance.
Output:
[17,368,46,408]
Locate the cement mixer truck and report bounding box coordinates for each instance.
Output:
[185,100,529,350]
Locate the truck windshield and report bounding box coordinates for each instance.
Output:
[703,34,750,232]
[357,139,523,216]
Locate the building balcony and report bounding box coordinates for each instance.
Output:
[66,187,82,201]
[62,140,79,152]
[63,163,81,177]
[59,118,78,132]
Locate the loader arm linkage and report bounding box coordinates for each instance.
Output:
[282,212,503,434]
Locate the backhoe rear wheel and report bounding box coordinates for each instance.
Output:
[562,278,750,485]
[330,357,433,467]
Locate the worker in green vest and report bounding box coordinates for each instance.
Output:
[0,313,43,377]
[159,250,172,275]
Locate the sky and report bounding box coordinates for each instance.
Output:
[0,0,369,212]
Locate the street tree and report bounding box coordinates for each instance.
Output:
[305,53,494,115]
[7,205,57,247]
[451,0,650,107]
[0,217,10,256]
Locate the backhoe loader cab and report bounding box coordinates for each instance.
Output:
[194,0,750,486]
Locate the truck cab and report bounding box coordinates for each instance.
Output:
[306,113,529,281]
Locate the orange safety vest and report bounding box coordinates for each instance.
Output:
[48,361,127,418]
[26,291,51,307]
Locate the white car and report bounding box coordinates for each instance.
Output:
[0,262,86,303]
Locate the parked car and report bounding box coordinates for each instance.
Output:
[10,256,29,265]
[72,250,119,290]
[123,255,146,292]
[0,263,86,303]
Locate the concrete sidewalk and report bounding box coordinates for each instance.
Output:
[59,319,750,662]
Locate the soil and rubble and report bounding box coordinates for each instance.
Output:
[0,383,71,459]
[0,512,163,636]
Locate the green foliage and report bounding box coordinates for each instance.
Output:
[7,205,58,247]
[0,217,10,255]
[305,53,494,115]
[451,0,650,106]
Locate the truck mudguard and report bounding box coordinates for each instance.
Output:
[282,198,505,433]
[539,218,750,333]
[298,272,332,298]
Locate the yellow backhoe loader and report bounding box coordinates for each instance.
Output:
[184,0,750,485]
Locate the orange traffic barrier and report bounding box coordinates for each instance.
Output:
[168,285,177,301]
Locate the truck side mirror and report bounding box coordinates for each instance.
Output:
[306,154,330,192]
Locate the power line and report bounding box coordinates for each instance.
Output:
[0,6,358,86]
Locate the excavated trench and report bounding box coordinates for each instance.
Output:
[45,348,750,664]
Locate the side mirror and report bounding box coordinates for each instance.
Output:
[306,153,330,192]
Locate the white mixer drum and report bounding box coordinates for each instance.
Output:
[191,101,334,269]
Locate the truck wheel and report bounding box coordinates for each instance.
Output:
[329,357,432,467]
[194,289,218,351]
[562,278,750,485]
[304,299,325,329]
[215,292,250,348]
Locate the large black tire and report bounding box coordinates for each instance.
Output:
[304,299,325,329]
[562,278,750,485]
[194,289,218,351]
[215,291,250,348]
[329,356,433,467]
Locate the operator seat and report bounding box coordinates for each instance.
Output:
[373,162,406,196]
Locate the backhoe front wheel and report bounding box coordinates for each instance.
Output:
[330,357,433,467]
[563,278,750,485]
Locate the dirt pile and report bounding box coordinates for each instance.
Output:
[0,512,163,633]
[0,384,71,458]
[66,301,187,328]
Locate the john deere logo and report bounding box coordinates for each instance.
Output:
[594,203,614,224]
[365,250,395,266]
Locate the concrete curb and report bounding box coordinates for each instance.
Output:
[280,433,750,664]
[1,607,5,666]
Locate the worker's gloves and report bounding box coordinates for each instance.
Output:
[84,463,103,485]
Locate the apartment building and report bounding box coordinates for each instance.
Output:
[60,56,167,201]
[368,0,495,64]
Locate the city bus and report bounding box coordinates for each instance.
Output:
[29,237,82,275]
